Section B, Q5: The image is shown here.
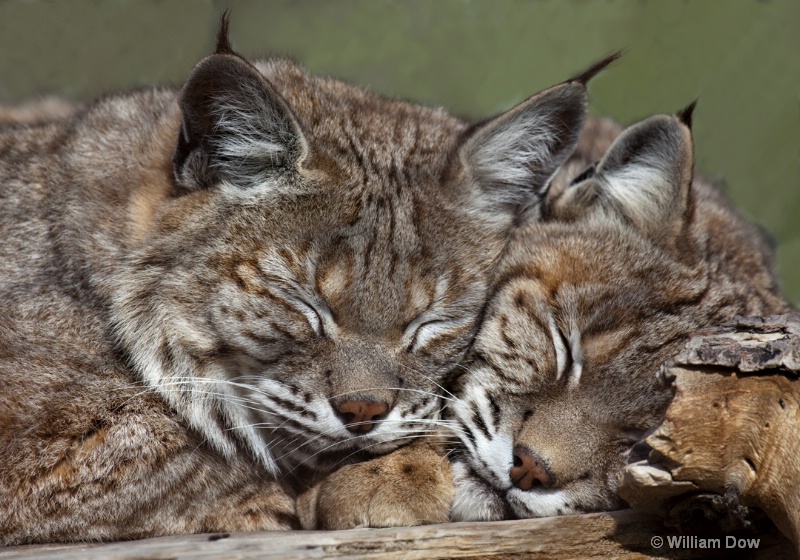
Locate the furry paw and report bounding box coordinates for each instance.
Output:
[296,441,453,530]
[449,460,509,521]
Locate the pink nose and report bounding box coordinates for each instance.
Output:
[510,445,553,490]
[335,400,389,433]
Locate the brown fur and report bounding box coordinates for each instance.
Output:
[300,112,791,528]
[0,24,601,543]
[296,439,453,530]
[0,96,79,126]
[451,111,790,520]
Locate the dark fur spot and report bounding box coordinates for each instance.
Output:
[522,409,533,422]
[403,464,414,475]
[272,394,317,421]
[500,316,517,350]
[274,511,301,530]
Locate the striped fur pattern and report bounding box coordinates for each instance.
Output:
[0,31,593,542]
[448,112,791,521]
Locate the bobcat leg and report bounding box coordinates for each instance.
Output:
[296,439,453,530]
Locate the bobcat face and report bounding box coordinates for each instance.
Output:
[448,108,789,520]
[111,34,596,474]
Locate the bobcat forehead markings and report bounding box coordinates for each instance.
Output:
[448,108,791,521]
[0,17,612,542]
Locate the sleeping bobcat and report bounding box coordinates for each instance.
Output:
[298,107,791,528]
[0,19,613,543]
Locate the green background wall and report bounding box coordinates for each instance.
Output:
[1,0,798,302]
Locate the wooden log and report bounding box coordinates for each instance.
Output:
[620,313,800,553]
[0,510,792,560]
[5,314,798,559]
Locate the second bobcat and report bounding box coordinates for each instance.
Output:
[298,107,791,528]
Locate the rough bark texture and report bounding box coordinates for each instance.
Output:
[620,313,800,555]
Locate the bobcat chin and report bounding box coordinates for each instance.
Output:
[449,106,790,521]
[0,18,610,543]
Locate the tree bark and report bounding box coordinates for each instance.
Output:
[620,313,800,555]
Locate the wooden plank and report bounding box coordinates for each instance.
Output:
[0,510,792,560]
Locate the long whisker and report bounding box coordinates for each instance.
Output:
[287,429,441,474]
[325,433,449,471]
[327,386,454,403]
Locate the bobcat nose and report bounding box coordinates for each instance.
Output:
[510,445,553,490]
[335,400,389,434]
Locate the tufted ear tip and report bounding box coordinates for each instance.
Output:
[215,11,236,56]
[676,100,698,129]
[569,51,623,85]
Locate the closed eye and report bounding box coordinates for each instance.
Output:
[285,294,334,337]
[409,320,445,351]
[404,316,468,352]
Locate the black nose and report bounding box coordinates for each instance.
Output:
[510,445,553,490]
[334,399,389,434]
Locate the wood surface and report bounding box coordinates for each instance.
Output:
[4,314,799,559]
[0,509,792,560]
[621,313,800,557]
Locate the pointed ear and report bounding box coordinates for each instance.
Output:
[458,81,588,215]
[457,52,620,218]
[172,53,307,192]
[550,108,695,242]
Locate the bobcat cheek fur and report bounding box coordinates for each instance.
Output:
[449,109,791,521]
[0,20,598,542]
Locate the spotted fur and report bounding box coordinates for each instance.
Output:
[449,110,792,521]
[0,23,602,542]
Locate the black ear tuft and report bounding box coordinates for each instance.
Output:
[215,11,235,56]
[569,51,623,85]
[676,100,698,129]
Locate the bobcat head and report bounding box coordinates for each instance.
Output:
[449,107,789,520]
[110,24,607,475]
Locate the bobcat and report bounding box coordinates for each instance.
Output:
[0,18,611,543]
[298,107,791,528]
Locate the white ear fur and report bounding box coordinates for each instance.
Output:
[549,112,694,242]
[461,82,588,215]
[174,54,307,192]
[592,114,693,235]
